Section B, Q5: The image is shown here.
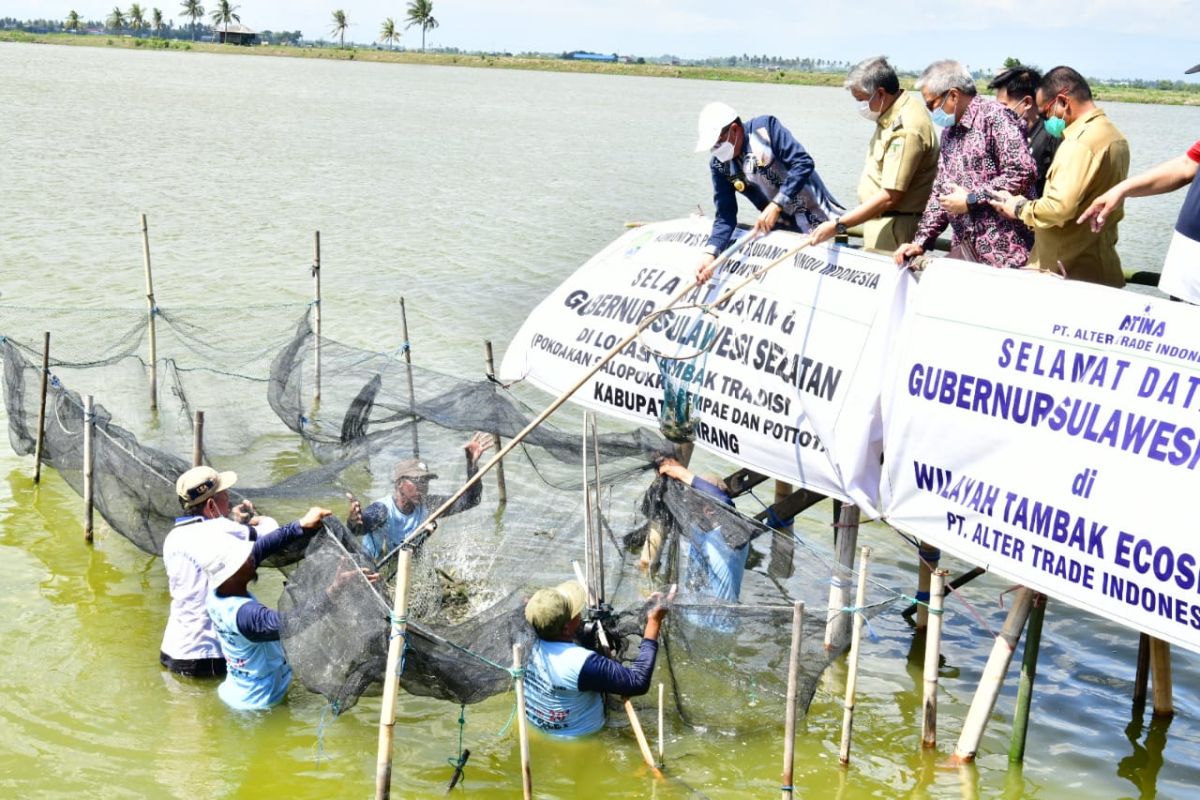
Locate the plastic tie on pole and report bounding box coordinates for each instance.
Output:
[393,341,411,356]
[150,305,161,316]
[508,666,526,680]
[298,414,308,428]
[780,786,795,793]
[50,376,62,389]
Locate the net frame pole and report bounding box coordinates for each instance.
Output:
[825,504,859,650]
[915,542,941,628]
[33,331,50,484]
[953,587,1034,762]
[513,643,533,800]
[1009,592,1046,762]
[581,414,594,595]
[1150,638,1173,717]
[781,600,805,799]
[83,394,95,544]
[657,682,665,766]
[590,414,605,603]
[140,213,158,411]
[402,232,802,553]
[483,340,508,505]
[375,549,412,800]
[838,546,871,765]
[191,410,204,467]
[312,230,321,403]
[1132,633,1150,711]
[399,296,419,458]
[921,568,949,749]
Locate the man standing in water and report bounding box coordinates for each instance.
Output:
[693,101,844,283]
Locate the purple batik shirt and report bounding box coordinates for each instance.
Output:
[914,95,1037,268]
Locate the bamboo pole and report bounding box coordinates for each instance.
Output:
[581,415,594,595]
[1132,633,1150,711]
[590,415,605,603]
[375,549,413,800]
[1009,593,1046,762]
[838,546,871,765]
[399,296,420,458]
[825,504,860,651]
[399,232,801,553]
[657,682,665,766]
[513,642,532,800]
[484,340,508,505]
[915,542,941,628]
[781,600,805,798]
[312,231,322,403]
[921,568,949,749]
[141,213,158,410]
[953,587,1035,762]
[191,410,205,467]
[1150,638,1173,718]
[33,332,50,483]
[83,395,95,543]
[772,481,793,528]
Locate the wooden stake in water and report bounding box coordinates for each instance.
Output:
[484,340,508,506]
[513,643,533,800]
[33,331,50,484]
[399,296,419,458]
[1132,633,1150,712]
[954,587,1034,762]
[312,230,322,403]
[375,549,412,800]
[141,213,158,411]
[191,410,205,467]
[658,682,665,766]
[825,504,860,651]
[1009,592,1046,762]
[915,542,940,628]
[83,394,95,544]
[1150,638,1173,718]
[838,546,871,765]
[921,568,949,749]
[781,600,805,798]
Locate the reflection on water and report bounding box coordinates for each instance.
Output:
[1119,712,1171,800]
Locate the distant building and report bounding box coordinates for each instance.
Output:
[213,21,258,46]
[564,51,617,63]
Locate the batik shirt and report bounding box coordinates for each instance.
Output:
[914,95,1037,268]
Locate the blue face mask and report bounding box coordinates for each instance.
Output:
[1043,115,1067,139]
[931,107,956,128]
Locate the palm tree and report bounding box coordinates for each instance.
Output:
[128,3,146,36]
[330,9,348,48]
[210,0,240,28]
[404,0,438,52]
[178,0,203,40]
[107,5,127,32]
[65,10,82,32]
[151,7,164,36]
[379,16,398,50]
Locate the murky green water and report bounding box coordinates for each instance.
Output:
[2,41,1199,799]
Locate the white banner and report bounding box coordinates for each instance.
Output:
[883,261,1200,653]
[500,217,911,515]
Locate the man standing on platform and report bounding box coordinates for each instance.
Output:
[810,56,939,251]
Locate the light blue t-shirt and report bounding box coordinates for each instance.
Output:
[362,494,428,560]
[524,640,606,737]
[207,591,292,710]
[684,525,749,632]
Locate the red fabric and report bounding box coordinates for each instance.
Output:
[1187,140,1200,163]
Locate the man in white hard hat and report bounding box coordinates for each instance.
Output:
[159,465,279,677]
[693,101,844,283]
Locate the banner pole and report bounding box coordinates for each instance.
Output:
[921,568,949,748]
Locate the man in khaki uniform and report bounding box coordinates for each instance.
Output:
[990,66,1129,287]
[810,56,939,251]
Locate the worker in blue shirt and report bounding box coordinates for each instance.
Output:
[694,101,845,283]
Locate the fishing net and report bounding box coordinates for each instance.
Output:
[1,303,894,732]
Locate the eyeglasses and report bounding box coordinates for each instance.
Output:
[925,91,948,112]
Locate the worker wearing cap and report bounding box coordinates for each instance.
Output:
[693,101,844,283]
[349,432,493,559]
[810,56,939,251]
[199,505,334,710]
[523,581,671,737]
[159,465,279,677]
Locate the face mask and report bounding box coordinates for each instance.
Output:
[930,107,956,128]
[712,141,735,163]
[857,93,881,122]
[1043,111,1067,139]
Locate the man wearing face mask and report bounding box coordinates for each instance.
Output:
[989,66,1129,287]
[693,101,844,283]
[988,65,1059,197]
[810,56,939,251]
[893,60,1036,269]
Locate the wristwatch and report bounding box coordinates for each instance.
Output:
[966,191,980,207]
[1014,198,1028,217]
[834,216,848,235]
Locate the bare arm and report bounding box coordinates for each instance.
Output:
[1078,154,1199,230]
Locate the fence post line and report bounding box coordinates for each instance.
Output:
[33,331,50,483]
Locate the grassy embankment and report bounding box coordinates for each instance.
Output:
[3,30,1197,106]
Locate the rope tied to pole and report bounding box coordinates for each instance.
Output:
[444,703,471,791]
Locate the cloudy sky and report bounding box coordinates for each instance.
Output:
[10,0,1200,81]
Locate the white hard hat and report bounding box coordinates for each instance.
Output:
[695,101,738,152]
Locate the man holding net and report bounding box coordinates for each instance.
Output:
[159,466,279,678]
[348,432,493,559]
[523,581,672,737]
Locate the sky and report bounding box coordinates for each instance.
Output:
[9,0,1200,82]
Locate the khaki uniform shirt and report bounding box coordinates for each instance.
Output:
[857,91,940,251]
[1018,107,1129,287]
